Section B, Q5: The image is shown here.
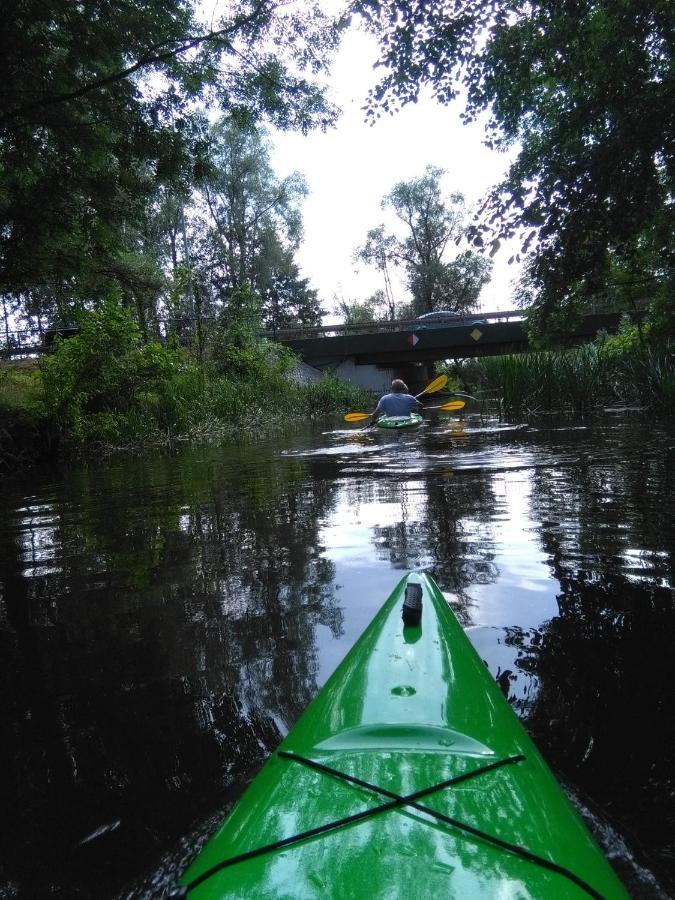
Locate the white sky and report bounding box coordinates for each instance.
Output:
[270,25,523,320]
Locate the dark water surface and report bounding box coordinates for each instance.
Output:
[1,414,674,898]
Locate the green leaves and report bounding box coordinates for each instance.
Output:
[193,118,321,330]
[357,0,675,336]
[356,166,492,315]
[40,302,198,442]
[0,0,338,317]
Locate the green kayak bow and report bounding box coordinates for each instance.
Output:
[174,573,628,899]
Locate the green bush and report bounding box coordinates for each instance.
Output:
[36,299,374,446]
[41,302,201,443]
[0,365,43,412]
[597,321,649,363]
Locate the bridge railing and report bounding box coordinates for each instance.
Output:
[1,309,529,357]
[0,329,45,359]
[262,310,526,341]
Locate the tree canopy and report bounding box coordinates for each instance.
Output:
[190,119,322,331]
[0,0,337,318]
[354,0,675,331]
[356,167,492,316]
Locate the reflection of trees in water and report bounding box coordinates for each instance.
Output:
[531,434,673,588]
[471,625,543,717]
[525,441,675,890]
[0,444,341,896]
[362,474,500,625]
[525,574,675,891]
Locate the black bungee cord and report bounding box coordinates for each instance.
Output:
[168,750,604,900]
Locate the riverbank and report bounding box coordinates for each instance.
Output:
[3,309,673,471]
[0,360,53,471]
[465,332,674,417]
[0,304,375,470]
[0,402,58,471]
[0,357,371,470]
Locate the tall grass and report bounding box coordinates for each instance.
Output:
[191,372,370,435]
[604,344,675,411]
[475,341,673,416]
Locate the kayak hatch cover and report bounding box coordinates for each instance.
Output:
[376,413,424,430]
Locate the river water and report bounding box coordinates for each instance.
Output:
[1,412,674,898]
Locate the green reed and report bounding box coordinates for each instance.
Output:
[476,342,673,416]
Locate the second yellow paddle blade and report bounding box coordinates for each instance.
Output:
[419,374,448,395]
[344,412,371,422]
[439,400,466,411]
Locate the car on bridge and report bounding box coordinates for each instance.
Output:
[415,311,486,329]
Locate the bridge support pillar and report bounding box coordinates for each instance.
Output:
[330,360,429,394]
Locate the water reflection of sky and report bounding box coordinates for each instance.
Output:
[317,464,559,686]
[468,470,559,629]
[16,501,61,578]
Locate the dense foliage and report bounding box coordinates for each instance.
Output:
[189,121,322,333]
[465,329,675,416]
[40,303,200,442]
[0,0,337,325]
[354,0,675,332]
[35,303,367,447]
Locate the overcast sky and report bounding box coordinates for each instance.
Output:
[270,25,523,319]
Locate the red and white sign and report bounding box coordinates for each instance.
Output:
[407,333,419,347]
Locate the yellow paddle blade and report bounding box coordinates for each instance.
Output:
[425,399,466,411]
[417,374,448,396]
[439,400,466,411]
[344,412,372,422]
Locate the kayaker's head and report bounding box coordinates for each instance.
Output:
[391,379,408,393]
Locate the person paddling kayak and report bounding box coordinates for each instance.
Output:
[374,379,422,421]
[343,374,447,429]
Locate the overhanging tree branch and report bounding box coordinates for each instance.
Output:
[0,3,267,129]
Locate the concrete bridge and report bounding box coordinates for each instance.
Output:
[268,310,631,392]
[2,309,635,394]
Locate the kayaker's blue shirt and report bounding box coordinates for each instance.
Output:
[375,392,420,417]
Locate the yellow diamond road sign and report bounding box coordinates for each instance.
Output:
[470,328,483,342]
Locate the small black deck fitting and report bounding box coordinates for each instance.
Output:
[402,583,423,626]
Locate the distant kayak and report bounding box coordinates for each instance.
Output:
[174,572,628,899]
[376,412,424,430]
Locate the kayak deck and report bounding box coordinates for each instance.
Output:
[376,413,423,430]
[178,573,627,899]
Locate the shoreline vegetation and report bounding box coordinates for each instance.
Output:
[464,327,674,419]
[0,303,371,471]
[1,309,673,472]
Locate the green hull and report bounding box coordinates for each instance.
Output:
[376,413,424,430]
[178,573,628,899]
